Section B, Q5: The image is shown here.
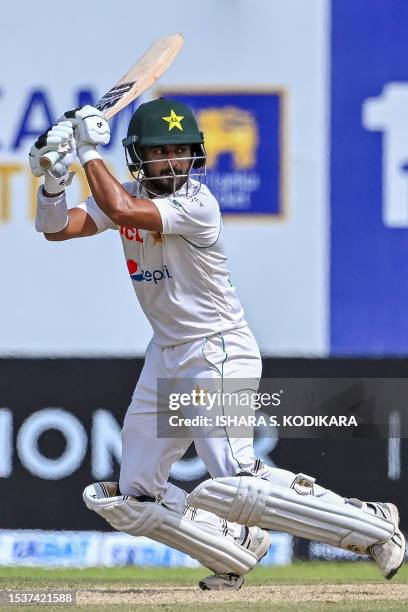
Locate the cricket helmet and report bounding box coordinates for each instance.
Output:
[122,98,206,170]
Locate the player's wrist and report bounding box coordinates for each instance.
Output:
[43,173,68,195]
[42,186,64,198]
[77,144,102,166]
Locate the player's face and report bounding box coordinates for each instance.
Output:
[141,144,193,195]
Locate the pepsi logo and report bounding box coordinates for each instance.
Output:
[126,259,172,284]
[127,259,144,281]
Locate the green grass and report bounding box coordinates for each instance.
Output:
[0,561,407,585]
[20,605,404,612]
[0,563,407,611]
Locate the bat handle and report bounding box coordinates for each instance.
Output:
[39,150,61,170]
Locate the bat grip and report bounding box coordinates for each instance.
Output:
[39,150,61,170]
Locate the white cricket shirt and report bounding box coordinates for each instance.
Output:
[76,180,246,347]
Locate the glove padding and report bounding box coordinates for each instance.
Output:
[29,122,76,194]
[61,105,110,166]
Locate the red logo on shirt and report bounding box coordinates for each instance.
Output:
[120,226,143,243]
[127,259,144,281]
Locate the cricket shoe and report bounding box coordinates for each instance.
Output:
[199,573,245,591]
[367,502,406,579]
[199,526,271,591]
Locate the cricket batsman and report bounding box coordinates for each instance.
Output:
[29,100,405,589]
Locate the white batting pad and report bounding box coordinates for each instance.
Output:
[187,476,395,554]
[83,481,257,575]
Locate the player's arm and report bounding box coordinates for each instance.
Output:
[72,106,162,232]
[84,159,162,232]
[44,207,98,241]
[29,117,100,241]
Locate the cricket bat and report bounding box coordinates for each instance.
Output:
[40,33,184,169]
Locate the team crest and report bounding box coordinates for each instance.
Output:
[161,109,184,131]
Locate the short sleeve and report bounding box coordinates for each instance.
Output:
[74,196,117,234]
[73,180,138,234]
[152,184,221,247]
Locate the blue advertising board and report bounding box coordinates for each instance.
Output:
[330,0,408,354]
[159,90,285,216]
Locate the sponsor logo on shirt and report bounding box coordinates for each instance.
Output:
[127,259,172,284]
[120,226,144,243]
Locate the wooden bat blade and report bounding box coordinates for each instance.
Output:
[99,33,184,120]
[39,33,184,169]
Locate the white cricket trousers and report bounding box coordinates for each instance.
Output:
[119,325,345,513]
[119,326,261,506]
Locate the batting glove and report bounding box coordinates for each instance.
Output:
[61,105,110,166]
[29,122,76,194]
